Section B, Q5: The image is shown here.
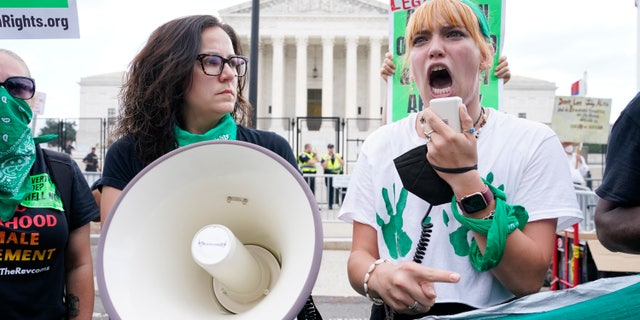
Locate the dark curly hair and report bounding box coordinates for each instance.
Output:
[114,15,252,166]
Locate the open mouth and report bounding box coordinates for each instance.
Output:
[429,66,452,96]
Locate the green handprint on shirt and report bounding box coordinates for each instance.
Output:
[376,184,412,259]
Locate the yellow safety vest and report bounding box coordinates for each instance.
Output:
[298,151,317,173]
[322,153,343,174]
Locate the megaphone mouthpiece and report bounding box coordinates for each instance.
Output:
[192,224,280,313]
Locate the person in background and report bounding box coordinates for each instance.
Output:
[380,52,511,125]
[298,143,319,195]
[321,143,344,210]
[0,49,98,319]
[98,15,321,319]
[82,147,99,172]
[594,92,640,254]
[338,0,582,317]
[63,139,75,155]
[561,141,589,188]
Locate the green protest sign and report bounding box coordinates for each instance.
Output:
[387,0,505,123]
[0,0,69,8]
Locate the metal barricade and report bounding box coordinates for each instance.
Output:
[575,190,599,232]
[83,172,102,188]
[301,173,351,220]
[332,175,350,205]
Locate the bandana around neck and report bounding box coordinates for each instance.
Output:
[174,113,237,147]
[0,87,36,222]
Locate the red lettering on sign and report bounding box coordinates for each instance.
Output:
[390,0,426,11]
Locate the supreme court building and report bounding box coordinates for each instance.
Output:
[220,0,390,163]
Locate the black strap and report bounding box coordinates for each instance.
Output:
[42,148,73,226]
[430,163,477,174]
[371,302,476,319]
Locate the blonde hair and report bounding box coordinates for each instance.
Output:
[405,0,494,71]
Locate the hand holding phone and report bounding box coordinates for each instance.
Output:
[429,97,463,133]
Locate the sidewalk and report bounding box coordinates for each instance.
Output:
[315,207,357,297]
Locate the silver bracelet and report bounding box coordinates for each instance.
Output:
[363,258,393,305]
[482,210,495,220]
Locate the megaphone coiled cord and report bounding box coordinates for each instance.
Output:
[378,205,435,318]
[298,295,321,320]
[412,205,433,264]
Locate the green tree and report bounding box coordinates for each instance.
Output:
[38,119,77,147]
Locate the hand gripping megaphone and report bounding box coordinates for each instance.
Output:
[97,140,323,319]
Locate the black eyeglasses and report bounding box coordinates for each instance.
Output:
[0,76,36,100]
[196,54,248,77]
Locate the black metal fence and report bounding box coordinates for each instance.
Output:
[32,116,383,175]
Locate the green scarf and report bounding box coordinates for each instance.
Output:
[0,87,36,222]
[174,113,237,147]
[451,178,529,272]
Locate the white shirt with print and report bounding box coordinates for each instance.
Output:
[339,110,583,309]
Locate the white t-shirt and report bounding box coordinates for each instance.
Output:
[339,110,583,309]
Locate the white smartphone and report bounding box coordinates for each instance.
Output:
[429,97,462,133]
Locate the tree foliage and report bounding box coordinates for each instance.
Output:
[38,119,78,147]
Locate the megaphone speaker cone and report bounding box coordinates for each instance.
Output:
[97,140,323,319]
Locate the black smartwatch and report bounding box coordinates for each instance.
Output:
[458,185,494,215]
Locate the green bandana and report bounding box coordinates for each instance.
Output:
[0,87,36,222]
[459,0,491,40]
[174,113,237,147]
[451,179,529,272]
[33,134,58,145]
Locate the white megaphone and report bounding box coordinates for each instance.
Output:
[97,140,323,319]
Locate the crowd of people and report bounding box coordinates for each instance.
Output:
[2,0,638,319]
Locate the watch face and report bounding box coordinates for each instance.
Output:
[461,193,487,214]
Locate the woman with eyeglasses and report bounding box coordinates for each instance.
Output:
[100,15,298,219]
[98,15,322,319]
[0,49,99,319]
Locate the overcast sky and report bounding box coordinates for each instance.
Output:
[3,0,638,123]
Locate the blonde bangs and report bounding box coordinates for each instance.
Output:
[405,0,493,68]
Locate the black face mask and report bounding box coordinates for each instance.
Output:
[393,144,453,205]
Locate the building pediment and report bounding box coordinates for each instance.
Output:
[220,0,388,16]
[79,72,125,86]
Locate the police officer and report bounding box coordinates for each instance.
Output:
[322,143,344,209]
[298,143,319,194]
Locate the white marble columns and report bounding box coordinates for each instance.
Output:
[345,35,359,119]
[295,36,309,118]
[251,34,385,121]
[321,35,334,117]
[369,36,382,119]
[271,35,285,118]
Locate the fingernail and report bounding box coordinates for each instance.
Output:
[450,273,461,282]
